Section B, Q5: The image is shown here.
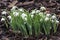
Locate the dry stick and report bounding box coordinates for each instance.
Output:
[16,1,34,6]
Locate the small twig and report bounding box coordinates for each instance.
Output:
[17,1,34,6]
[8,0,18,8]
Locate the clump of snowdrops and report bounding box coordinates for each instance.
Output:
[0,10,11,28]
[9,6,59,37]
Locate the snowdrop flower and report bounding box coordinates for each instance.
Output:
[40,6,46,11]
[56,20,59,24]
[31,10,36,14]
[51,15,56,19]
[18,8,24,12]
[13,12,19,16]
[7,16,11,20]
[45,17,49,21]
[31,14,34,18]
[1,18,5,21]
[21,13,27,21]
[36,10,40,13]
[46,14,51,17]
[11,6,17,10]
[1,11,7,15]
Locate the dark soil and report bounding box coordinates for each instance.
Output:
[0,0,60,40]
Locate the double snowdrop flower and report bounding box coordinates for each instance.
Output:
[1,11,7,15]
[1,18,5,21]
[21,13,27,21]
[13,12,19,16]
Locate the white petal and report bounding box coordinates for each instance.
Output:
[2,11,7,15]
[36,10,40,13]
[31,10,35,14]
[8,16,11,20]
[1,18,5,21]
[21,13,27,19]
[51,15,56,19]
[40,7,46,11]
[56,20,59,24]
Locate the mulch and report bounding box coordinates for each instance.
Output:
[0,0,60,40]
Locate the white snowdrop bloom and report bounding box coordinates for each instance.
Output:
[36,10,40,13]
[1,18,5,21]
[11,6,17,10]
[31,14,34,18]
[2,11,7,15]
[51,15,56,19]
[45,17,49,21]
[46,14,51,17]
[56,20,59,24]
[40,7,46,11]
[7,16,11,20]
[18,8,24,12]
[31,10,36,14]
[21,13,27,19]
[13,12,19,16]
